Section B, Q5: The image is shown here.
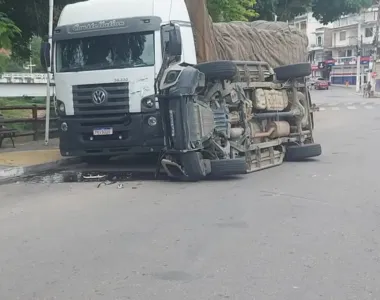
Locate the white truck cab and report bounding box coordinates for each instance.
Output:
[41,0,196,158]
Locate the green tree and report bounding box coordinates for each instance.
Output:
[0,0,374,59]
[0,0,77,59]
[253,0,372,24]
[4,59,23,72]
[30,36,43,72]
[207,0,258,22]
[0,12,20,49]
[0,54,9,73]
[312,0,372,24]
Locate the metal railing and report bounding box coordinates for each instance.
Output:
[0,73,53,84]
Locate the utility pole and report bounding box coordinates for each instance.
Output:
[44,0,54,145]
[356,10,363,93]
[360,34,365,86]
[29,42,32,74]
[27,41,36,74]
[371,1,380,93]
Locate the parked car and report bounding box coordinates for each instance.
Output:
[315,78,329,90]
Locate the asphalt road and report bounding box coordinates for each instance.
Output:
[1,86,380,299]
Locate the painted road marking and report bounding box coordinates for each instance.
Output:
[318,107,326,111]
[332,107,340,110]
[364,105,373,109]
[347,106,357,109]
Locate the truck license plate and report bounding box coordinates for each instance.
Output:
[93,128,113,136]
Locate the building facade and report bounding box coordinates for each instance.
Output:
[329,7,377,85]
[292,13,333,78]
[291,7,379,85]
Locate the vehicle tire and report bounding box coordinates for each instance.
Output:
[180,152,207,181]
[209,158,247,176]
[194,60,238,81]
[284,143,322,161]
[82,156,111,165]
[273,63,311,81]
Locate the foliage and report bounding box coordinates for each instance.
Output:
[0,54,9,73]
[30,36,43,72]
[0,12,21,50]
[0,0,77,59]
[5,59,24,72]
[0,36,42,73]
[253,0,372,24]
[0,0,374,59]
[207,0,258,22]
[312,0,372,24]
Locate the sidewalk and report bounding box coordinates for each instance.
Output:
[331,84,356,89]
[0,139,79,181]
[329,84,380,98]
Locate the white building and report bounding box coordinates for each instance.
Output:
[329,7,377,85]
[292,13,333,77]
[293,13,332,50]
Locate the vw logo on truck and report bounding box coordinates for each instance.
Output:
[92,88,107,105]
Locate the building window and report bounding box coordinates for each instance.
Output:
[365,27,373,37]
[317,36,322,46]
[362,48,371,56]
[346,49,352,57]
[300,21,306,31]
[339,31,346,41]
[338,50,346,57]
[324,51,332,58]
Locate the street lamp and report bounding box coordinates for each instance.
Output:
[44,0,54,145]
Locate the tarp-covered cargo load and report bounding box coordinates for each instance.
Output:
[184,0,309,68]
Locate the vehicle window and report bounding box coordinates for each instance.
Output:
[56,31,155,72]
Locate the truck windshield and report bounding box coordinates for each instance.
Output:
[56,31,154,72]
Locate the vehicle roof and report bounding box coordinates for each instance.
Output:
[57,0,190,26]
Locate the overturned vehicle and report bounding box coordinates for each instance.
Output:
[151,0,322,181]
[157,58,321,181]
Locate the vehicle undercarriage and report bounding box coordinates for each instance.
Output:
[157,60,321,181]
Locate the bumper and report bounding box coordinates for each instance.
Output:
[59,112,164,157]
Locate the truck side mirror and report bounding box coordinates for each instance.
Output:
[167,25,182,57]
[40,42,51,71]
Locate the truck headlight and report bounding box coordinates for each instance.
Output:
[56,100,66,116]
[59,103,65,113]
[159,65,185,91]
[142,97,155,109]
[164,70,181,85]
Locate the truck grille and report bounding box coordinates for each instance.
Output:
[72,82,129,117]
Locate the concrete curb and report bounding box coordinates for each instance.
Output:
[0,156,81,183]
